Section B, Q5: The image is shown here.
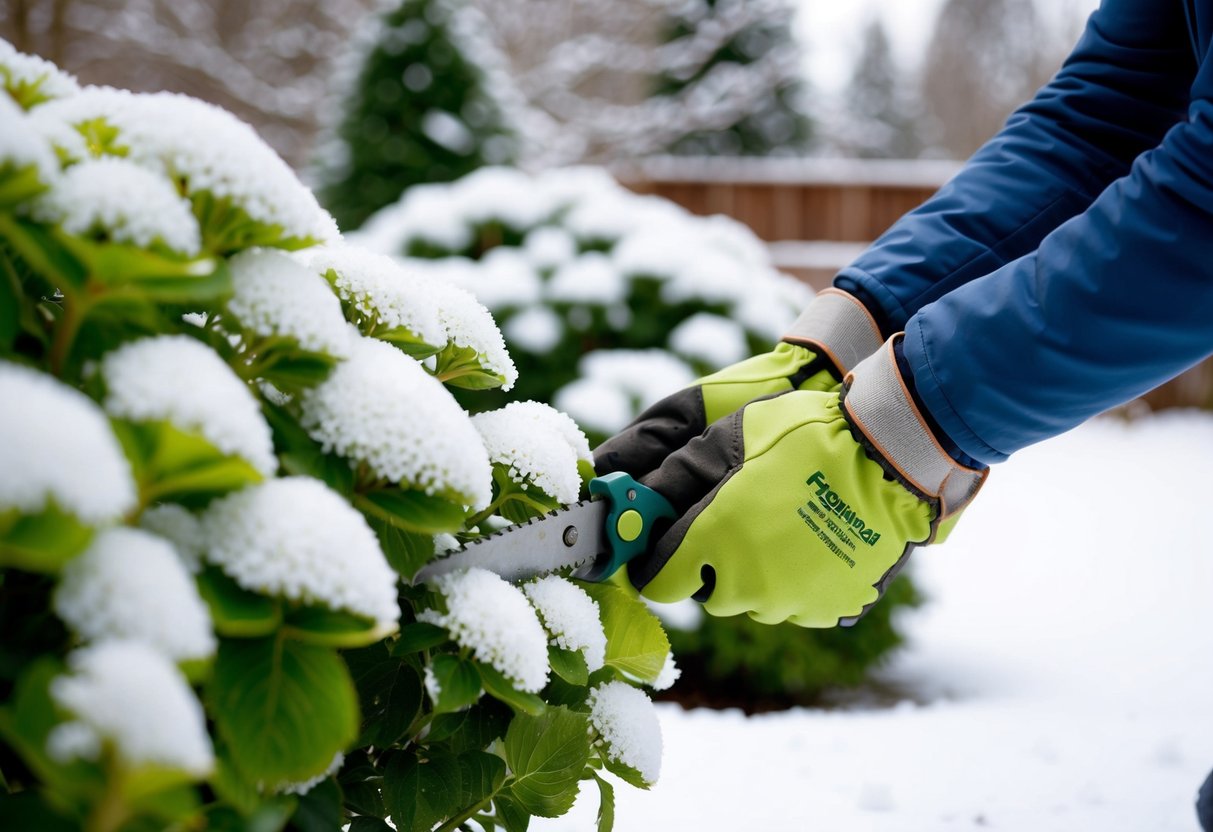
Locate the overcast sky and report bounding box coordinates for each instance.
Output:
[794,0,1102,93]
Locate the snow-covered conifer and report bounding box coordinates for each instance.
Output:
[100,335,277,477]
[586,680,662,785]
[0,361,135,523]
[522,576,606,672]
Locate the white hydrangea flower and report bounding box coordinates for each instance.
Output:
[580,350,696,408]
[465,247,543,310]
[33,158,201,256]
[552,378,634,439]
[0,361,136,523]
[503,306,563,354]
[523,225,578,272]
[471,401,590,504]
[546,252,628,306]
[431,278,518,391]
[139,503,205,573]
[669,313,751,369]
[227,249,351,358]
[652,651,681,692]
[418,568,549,693]
[36,87,338,244]
[449,166,555,230]
[202,477,400,630]
[296,244,445,349]
[26,107,88,163]
[53,527,215,662]
[101,335,277,477]
[277,752,344,796]
[353,183,473,256]
[564,191,682,245]
[0,41,80,106]
[300,336,492,507]
[522,576,606,672]
[0,93,58,187]
[47,641,214,776]
[586,680,662,784]
[733,278,811,343]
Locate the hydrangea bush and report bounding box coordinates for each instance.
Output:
[0,43,674,832]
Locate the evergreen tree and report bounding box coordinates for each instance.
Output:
[315,0,517,231]
[654,0,812,156]
[837,20,925,159]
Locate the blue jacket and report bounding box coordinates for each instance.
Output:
[836,0,1213,465]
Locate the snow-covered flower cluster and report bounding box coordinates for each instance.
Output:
[419,568,550,693]
[472,402,591,505]
[53,527,215,662]
[0,39,79,108]
[202,478,400,630]
[139,504,206,574]
[587,680,663,785]
[0,93,58,190]
[555,350,698,438]
[300,336,492,506]
[523,575,607,672]
[227,249,352,358]
[0,361,136,523]
[100,335,278,477]
[32,158,201,256]
[352,166,812,436]
[47,641,214,776]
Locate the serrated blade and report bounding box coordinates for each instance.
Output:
[413,499,609,585]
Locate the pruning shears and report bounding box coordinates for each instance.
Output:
[413,472,676,585]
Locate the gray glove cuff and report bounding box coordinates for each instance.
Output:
[842,336,987,519]
[783,288,884,377]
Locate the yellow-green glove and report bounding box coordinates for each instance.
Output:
[630,336,988,628]
[595,289,883,479]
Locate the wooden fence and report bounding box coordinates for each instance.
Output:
[618,157,1211,412]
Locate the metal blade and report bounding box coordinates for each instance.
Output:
[413,499,609,584]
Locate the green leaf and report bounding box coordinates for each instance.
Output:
[381,751,460,832]
[115,420,264,507]
[355,489,468,535]
[348,818,395,832]
[256,351,337,396]
[208,636,359,785]
[390,622,449,655]
[455,750,506,812]
[429,699,510,752]
[428,654,481,714]
[547,647,588,687]
[197,567,282,638]
[477,662,546,716]
[579,582,670,685]
[603,756,650,791]
[434,344,508,391]
[494,793,531,832]
[209,745,262,817]
[593,772,615,832]
[0,506,93,574]
[0,792,77,832]
[374,326,441,359]
[346,650,423,750]
[282,605,392,649]
[286,777,343,832]
[502,706,591,817]
[369,518,435,582]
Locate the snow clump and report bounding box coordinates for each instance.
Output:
[353,183,473,255]
[0,361,136,523]
[35,87,338,245]
[522,576,606,672]
[299,336,492,507]
[100,335,277,477]
[0,94,58,188]
[546,252,627,306]
[33,158,201,256]
[53,527,215,662]
[652,651,681,692]
[139,503,205,574]
[669,313,750,368]
[277,752,345,796]
[227,249,351,358]
[0,40,80,107]
[554,350,696,437]
[587,680,663,784]
[503,306,563,354]
[296,244,445,349]
[413,265,518,391]
[202,477,400,631]
[418,568,549,693]
[471,401,590,505]
[47,641,214,776]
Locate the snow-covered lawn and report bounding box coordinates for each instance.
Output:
[539,411,1213,831]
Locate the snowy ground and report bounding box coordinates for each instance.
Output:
[537,411,1213,831]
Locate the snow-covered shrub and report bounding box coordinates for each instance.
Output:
[352,165,813,441]
[0,43,670,832]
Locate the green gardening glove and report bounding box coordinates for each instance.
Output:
[629,336,988,628]
[595,289,884,479]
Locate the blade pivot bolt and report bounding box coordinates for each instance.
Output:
[562,526,579,547]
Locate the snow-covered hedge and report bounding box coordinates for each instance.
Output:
[0,42,670,832]
[351,166,814,439]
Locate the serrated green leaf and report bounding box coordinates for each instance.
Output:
[263,402,354,497]
[547,647,588,687]
[0,505,93,574]
[593,771,615,832]
[433,344,507,391]
[502,707,591,817]
[282,605,392,649]
[347,651,423,750]
[374,326,441,359]
[457,750,506,809]
[369,518,434,582]
[348,818,394,832]
[429,654,481,714]
[477,662,546,716]
[390,622,449,655]
[286,777,343,832]
[208,636,358,784]
[578,582,670,684]
[603,756,650,791]
[429,699,511,752]
[355,489,468,535]
[381,751,460,832]
[494,793,531,832]
[197,567,282,638]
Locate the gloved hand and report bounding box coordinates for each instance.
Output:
[626,336,987,628]
[595,289,883,479]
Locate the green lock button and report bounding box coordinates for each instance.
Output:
[585,472,677,582]
[616,509,643,542]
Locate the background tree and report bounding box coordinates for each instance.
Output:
[313,0,519,232]
[833,19,925,159]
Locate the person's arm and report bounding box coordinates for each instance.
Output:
[838,0,1195,334]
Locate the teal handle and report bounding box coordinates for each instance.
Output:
[584,472,677,581]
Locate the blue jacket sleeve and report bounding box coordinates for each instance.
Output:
[836,0,1194,333]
